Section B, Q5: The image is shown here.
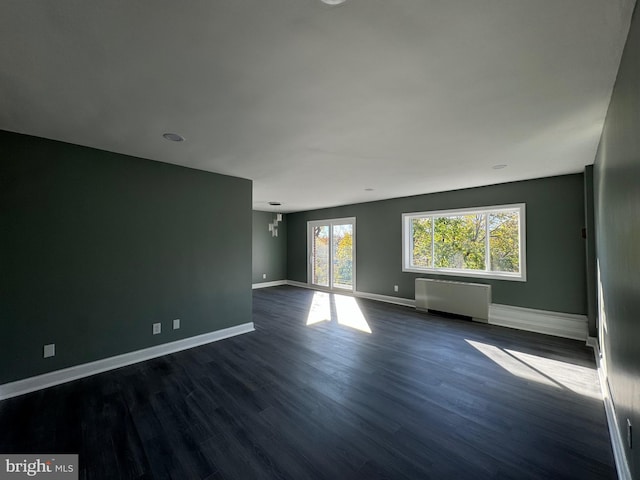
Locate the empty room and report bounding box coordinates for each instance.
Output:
[1,1,639,479]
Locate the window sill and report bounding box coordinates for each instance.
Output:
[402,267,526,282]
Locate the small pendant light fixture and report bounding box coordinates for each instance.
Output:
[269,213,283,238]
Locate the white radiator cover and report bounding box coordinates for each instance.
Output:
[415,278,491,322]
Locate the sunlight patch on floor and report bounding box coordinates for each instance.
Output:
[465,339,601,399]
[307,292,331,325]
[306,292,372,333]
[334,295,372,334]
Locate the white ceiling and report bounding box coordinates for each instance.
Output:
[0,0,636,212]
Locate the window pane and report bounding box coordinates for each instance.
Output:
[489,211,520,272]
[312,225,329,286]
[411,218,433,268]
[434,214,486,270]
[332,224,353,289]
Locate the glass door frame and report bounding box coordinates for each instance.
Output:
[307,217,356,293]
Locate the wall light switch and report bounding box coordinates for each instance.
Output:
[44,344,55,358]
[173,319,180,330]
[153,323,161,335]
[394,285,399,292]
[263,273,267,279]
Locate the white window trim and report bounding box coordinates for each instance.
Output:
[402,203,527,282]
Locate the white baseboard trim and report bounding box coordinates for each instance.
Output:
[0,322,255,402]
[588,340,631,480]
[354,290,415,308]
[586,336,598,349]
[489,304,588,341]
[284,281,415,307]
[252,280,287,289]
[286,280,312,289]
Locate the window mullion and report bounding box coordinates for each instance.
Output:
[430,216,435,268]
[485,213,490,272]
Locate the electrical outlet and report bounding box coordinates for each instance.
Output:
[628,419,633,449]
[173,319,180,330]
[153,323,161,335]
[394,285,399,292]
[263,273,267,279]
[43,344,55,358]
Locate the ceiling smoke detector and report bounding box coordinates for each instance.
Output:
[321,0,346,4]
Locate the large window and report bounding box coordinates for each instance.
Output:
[402,204,526,281]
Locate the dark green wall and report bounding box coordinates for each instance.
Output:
[252,210,287,284]
[0,130,253,384]
[583,165,597,337]
[593,3,640,476]
[288,174,587,315]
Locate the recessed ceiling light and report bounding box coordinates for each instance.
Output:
[321,0,346,4]
[492,164,507,170]
[162,132,185,142]
[268,202,282,206]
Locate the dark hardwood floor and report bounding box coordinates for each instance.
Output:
[0,286,615,479]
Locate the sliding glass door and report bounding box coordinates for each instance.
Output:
[308,218,356,292]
